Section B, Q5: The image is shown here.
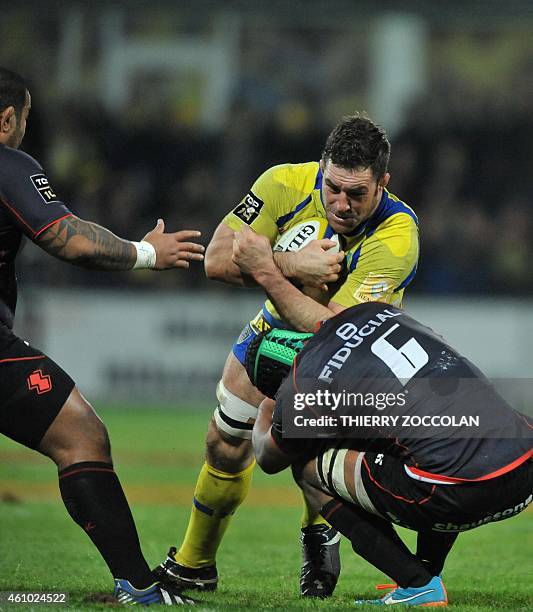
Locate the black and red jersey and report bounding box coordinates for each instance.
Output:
[272,303,532,483]
[0,144,71,327]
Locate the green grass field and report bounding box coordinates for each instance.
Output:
[0,407,531,611]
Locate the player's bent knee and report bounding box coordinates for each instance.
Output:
[291,459,315,488]
[292,459,334,513]
[314,448,377,514]
[213,380,257,441]
[206,417,253,471]
[39,387,111,468]
[315,448,354,501]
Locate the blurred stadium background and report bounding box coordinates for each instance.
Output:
[1,2,532,608]
[5,0,533,403]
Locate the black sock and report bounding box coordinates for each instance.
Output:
[321,500,431,588]
[58,461,154,589]
[416,530,457,576]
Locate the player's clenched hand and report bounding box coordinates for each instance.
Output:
[232,225,276,277]
[142,219,205,269]
[290,239,345,290]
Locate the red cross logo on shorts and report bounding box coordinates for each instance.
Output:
[27,369,52,395]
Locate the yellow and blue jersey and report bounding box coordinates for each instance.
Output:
[224,161,419,324]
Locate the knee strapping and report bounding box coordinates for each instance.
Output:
[213,381,258,440]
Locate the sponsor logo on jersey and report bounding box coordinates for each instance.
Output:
[27,369,52,394]
[354,274,396,303]
[30,174,60,204]
[232,191,264,225]
[318,309,402,381]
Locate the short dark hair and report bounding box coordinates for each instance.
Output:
[322,113,391,180]
[0,67,28,118]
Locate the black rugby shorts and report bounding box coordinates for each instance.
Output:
[359,451,532,533]
[0,325,75,449]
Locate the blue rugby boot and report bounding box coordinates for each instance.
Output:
[354,575,448,606]
[113,579,195,605]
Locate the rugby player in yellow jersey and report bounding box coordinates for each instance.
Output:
[155,114,419,597]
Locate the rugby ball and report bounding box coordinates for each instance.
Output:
[273,218,340,253]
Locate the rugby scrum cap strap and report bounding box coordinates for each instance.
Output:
[245,328,313,398]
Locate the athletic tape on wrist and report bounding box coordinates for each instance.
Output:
[132,241,157,269]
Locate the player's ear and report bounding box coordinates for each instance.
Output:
[381,172,391,188]
[0,106,16,133]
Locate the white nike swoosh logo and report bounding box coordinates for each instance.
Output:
[385,588,435,604]
[324,532,341,545]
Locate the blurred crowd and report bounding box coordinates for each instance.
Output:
[393,111,533,295]
[7,6,533,297]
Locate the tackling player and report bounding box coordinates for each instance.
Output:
[245,305,532,607]
[0,67,205,605]
[156,114,419,596]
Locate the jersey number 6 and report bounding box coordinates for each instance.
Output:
[371,323,429,385]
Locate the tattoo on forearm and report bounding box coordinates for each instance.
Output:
[37,216,136,270]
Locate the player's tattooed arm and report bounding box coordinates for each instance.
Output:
[36,215,136,270]
[37,215,204,270]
